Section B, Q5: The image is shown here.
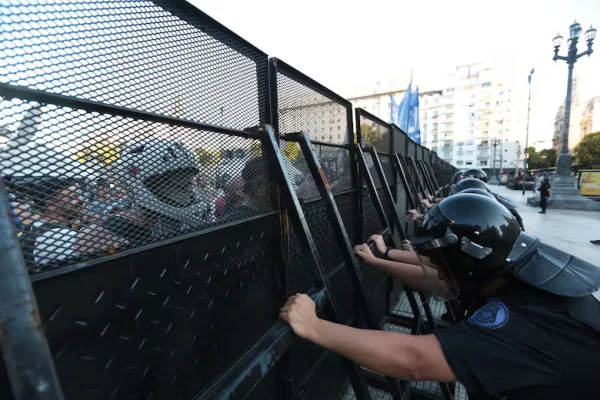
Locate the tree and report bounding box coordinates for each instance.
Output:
[355,124,387,150]
[526,147,557,169]
[195,147,221,168]
[573,131,600,165]
[281,141,300,161]
[74,133,123,166]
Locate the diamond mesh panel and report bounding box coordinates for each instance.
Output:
[0,0,268,130]
[392,126,408,156]
[362,191,384,242]
[357,111,391,154]
[407,140,417,159]
[2,100,275,274]
[282,140,353,201]
[275,71,350,145]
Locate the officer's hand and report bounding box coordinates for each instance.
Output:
[369,234,387,254]
[401,239,413,251]
[407,209,424,221]
[354,243,376,264]
[280,294,320,340]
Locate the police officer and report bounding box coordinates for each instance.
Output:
[455,178,525,231]
[280,194,600,399]
[463,168,488,182]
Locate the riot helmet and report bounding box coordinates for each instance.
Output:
[463,169,488,183]
[455,178,490,193]
[451,171,463,184]
[456,188,495,200]
[118,139,212,227]
[411,194,535,298]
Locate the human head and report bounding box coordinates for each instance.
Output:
[241,156,271,202]
[463,169,488,183]
[411,194,530,297]
[456,188,495,200]
[8,177,83,223]
[96,178,110,200]
[454,178,490,193]
[118,139,211,225]
[451,171,463,185]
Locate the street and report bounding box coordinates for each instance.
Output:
[491,184,600,266]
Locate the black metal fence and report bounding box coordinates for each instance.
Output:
[0,2,456,400]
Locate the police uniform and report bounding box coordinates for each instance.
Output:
[412,194,600,400]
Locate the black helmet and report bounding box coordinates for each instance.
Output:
[412,194,532,291]
[463,169,488,183]
[451,171,463,184]
[456,188,495,200]
[454,178,490,193]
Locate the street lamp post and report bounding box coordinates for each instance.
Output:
[490,138,500,185]
[523,68,534,195]
[552,21,596,180]
[542,21,600,210]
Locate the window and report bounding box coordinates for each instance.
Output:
[480,160,488,166]
[457,141,465,146]
[424,111,428,118]
[338,126,341,131]
[466,161,473,165]
[466,151,473,156]
[433,111,439,118]
[481,82,492,87]
[423,123,428,131]
[446,87,455,93]
[457,160,464,165]
[467,140,473,145]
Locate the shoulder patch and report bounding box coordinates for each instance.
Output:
[468,301,510,329]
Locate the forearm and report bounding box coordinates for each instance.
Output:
[370,258,433,292]
[309,319,419,380]
[387,248,420,265]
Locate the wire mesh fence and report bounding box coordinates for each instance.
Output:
[0,2,457,400]
[2,100,275,275]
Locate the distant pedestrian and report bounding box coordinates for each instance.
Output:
[539,177,551,214]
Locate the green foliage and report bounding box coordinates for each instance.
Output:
[527,147,557,169]
[356,124,387,151]
[573,131,600,165]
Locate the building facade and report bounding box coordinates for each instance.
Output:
[552,76,586,151]
[580,96,600,138]
[347,64,524,171]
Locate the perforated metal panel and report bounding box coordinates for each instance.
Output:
[0,216,281,400]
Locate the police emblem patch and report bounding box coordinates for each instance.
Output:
[468,301,510,329]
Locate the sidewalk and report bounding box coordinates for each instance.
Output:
[491,184,600,266]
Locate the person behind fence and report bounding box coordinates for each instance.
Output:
[222,156,272,221]
[7,176,124,272]
[281,194,600,399]
[113,139,213,241]
[539,176,552,214]
[82,177,126,224]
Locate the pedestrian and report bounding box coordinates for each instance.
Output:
[539,176,551,214]
[280,194,600,399]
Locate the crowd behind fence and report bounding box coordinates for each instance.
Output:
[0,1,457,400]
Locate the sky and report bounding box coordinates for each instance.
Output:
[190,0,600,147]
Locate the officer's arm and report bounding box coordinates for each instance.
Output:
[281,295,456,382]
[368,258,445,293]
